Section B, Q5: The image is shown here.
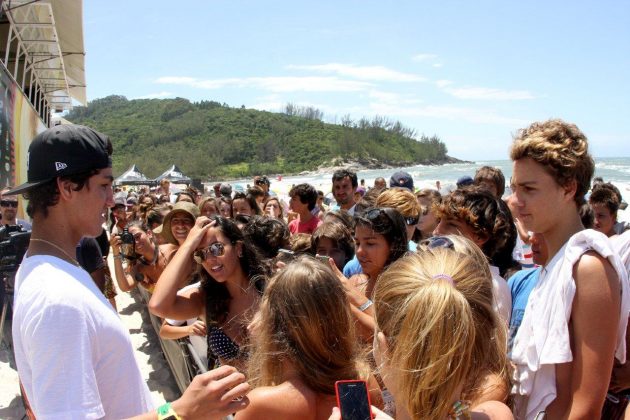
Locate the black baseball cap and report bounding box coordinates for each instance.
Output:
[4,124,112,196]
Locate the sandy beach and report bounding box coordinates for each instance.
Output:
[0,255,180,419]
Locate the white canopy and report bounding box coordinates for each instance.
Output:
[1,0,86,109]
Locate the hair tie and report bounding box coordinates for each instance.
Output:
[432,274,455,286]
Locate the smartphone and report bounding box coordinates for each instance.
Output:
[335,380,372,420]
[316,254,330,263]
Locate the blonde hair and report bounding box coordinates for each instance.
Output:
[376,187,420,218]
[375,246,508,419]
[510,119,594,206]
[439,236,511,404]
[248,255,367,394]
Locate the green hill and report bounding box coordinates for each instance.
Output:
[65,95,450,179]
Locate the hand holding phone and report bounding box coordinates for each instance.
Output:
[335,380,373,420]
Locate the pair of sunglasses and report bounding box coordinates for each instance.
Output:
[420,236,455,250]
[0,200,18,208]
[193,242,228,263]
[404,215,419,226]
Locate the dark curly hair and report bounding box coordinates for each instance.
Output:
[289,183,318,211]
[332,169,358,189]
[354,207,408,268]
[435,187,518,277]
[589,183,621,214]
[200,216,270,326]
[242,215,290,259]
[25,169,100,218]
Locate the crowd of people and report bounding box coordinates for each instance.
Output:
[6,119,630,419]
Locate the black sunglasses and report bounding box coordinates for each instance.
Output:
[0,200,18,208]
[364,208,388,220]
[404,215,419,226]
[420,236,455,250]
[193,242,228,263]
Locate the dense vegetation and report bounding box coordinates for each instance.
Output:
[66,95,450,179]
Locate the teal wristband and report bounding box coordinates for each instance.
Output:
[157,402,180,420]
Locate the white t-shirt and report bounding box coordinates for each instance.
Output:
[510,229,629,419]
[13,255,154,419]
[490,265,512,325]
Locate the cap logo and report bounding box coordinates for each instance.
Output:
[55,162,68,171]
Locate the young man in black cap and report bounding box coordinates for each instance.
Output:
[6,124,249,419]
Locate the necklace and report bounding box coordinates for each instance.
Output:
[30,238,82,268]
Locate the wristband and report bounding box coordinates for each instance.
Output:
[358,299,373,312]
[157,402,181,420]
[113,255,123,260]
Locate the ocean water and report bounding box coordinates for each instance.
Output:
[230,157,629,196]
[224,156,630,222]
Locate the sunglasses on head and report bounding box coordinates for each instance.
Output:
[364,208,389,221]
[193,242,228,263]
[420,236,455,250]
[0,200,18,208]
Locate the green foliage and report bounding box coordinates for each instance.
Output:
[65,96,449,179]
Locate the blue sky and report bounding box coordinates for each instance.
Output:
[82,1,630,161]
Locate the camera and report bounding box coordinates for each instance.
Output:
[117,227,136,260]
[0,224,31,274]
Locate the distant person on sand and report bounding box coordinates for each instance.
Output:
[253,175,271,198]
[331,169,358,215]
[389,171,414,191]
[374,177,387,190]
[8,125,250,419]
[474,166,506,199]
[288,183,322,234]
[589,182,630,236]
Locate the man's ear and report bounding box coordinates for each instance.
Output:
[56,178,76,201]
[563,179,578,202]
[473,231,489,247]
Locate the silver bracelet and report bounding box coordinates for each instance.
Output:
[358,299,373,312]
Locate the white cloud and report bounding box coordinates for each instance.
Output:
[412,53,438,62]
[367,102,529,126]
[286,63,425,82]
[156,75,372,93]
[432,63,443,68]
[443,86,536,100]
[435,79,453,88]
[134,91,173,99]
[367,90,423,106]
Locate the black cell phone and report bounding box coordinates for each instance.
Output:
[335,380,373,420]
